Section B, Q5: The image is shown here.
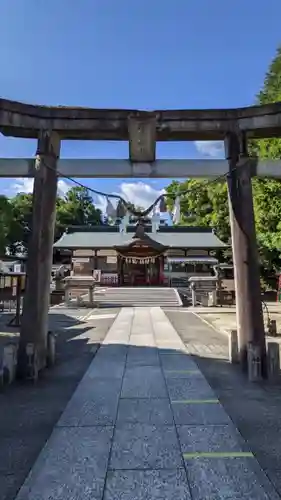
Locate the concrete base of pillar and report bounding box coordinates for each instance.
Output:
[89,287,94,307]
[24,343,39,381]
[191,287,196,307]
[65,288,71,306]
[47,331,56,367]
[247,342,262,382]
[229,330,239,364]
[267,342,280,379]
[1,343,18,385]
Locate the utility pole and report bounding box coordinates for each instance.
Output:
[17,131,60,378]
[225,132,267,376]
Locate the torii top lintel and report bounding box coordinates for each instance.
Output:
[1,98,281,141]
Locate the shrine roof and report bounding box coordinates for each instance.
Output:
[54,225,226,249]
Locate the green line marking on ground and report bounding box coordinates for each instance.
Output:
[166,370,201,374]
[171,399,219,404]
[183,451,254,459]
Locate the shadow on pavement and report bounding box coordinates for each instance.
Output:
[165,309,281,498]
[5,340,280,500]
[0,310,116,500]
[192,353,281,497]
[1,305,281,500]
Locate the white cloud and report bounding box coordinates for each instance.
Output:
[57,180,71,196]
[92,181,165,215]
[8,178,165,217]
[93,194,108,214]
[10,178,70,197]
[194,140,224,158]
[118,181,164,210]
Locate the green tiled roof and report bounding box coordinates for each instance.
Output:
[54,226,226,249]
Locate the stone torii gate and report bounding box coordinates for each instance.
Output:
[1,99,281,378]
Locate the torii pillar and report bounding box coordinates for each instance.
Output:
[17,131,60,378]
[225,132,267,376]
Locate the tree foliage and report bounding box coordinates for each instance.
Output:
[166,179,230,241]
[0,186,102,255]
[251,46,281,284]
[166,46,281,288]
[166,179,231,266]
[55,187,102,238]
[7,193,34,254]
[0,195,13,255]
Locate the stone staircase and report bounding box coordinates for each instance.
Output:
[94,287,182,307]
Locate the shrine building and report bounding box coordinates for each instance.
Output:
[53,218,226,287]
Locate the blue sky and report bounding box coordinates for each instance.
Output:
[0,0,280,210]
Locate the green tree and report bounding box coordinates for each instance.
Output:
[250,46,281,285]
[7,193,33,254]
[0,195,13,255]
[4,186,102,253]
[166,179,230,242]
[56,186,102,238]
[165,46,281,288]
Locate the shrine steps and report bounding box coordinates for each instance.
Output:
[94,287,182,307]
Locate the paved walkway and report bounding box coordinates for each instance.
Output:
[0,307,118,500]
[15,307,279,499]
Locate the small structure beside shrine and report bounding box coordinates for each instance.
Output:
[64,275,95,307]
[53,218,226,288]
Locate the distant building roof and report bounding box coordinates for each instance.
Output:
[54,225,226,249]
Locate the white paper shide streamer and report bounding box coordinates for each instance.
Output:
[119,210,130,233]
[106,198,116,218]
[172,196,181,224]
[151,205,160,232]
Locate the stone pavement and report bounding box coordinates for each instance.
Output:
[0,307,119,500]
[15,307,279,500]
[166,310,281,497]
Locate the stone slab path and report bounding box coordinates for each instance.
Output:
[15,307,279,500]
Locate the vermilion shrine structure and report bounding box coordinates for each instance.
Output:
[1,98,281,377]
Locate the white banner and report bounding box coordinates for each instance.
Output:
[93,269,101,282]
[124,256,156,264]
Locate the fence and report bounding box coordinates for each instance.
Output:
[0,274,25,313]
